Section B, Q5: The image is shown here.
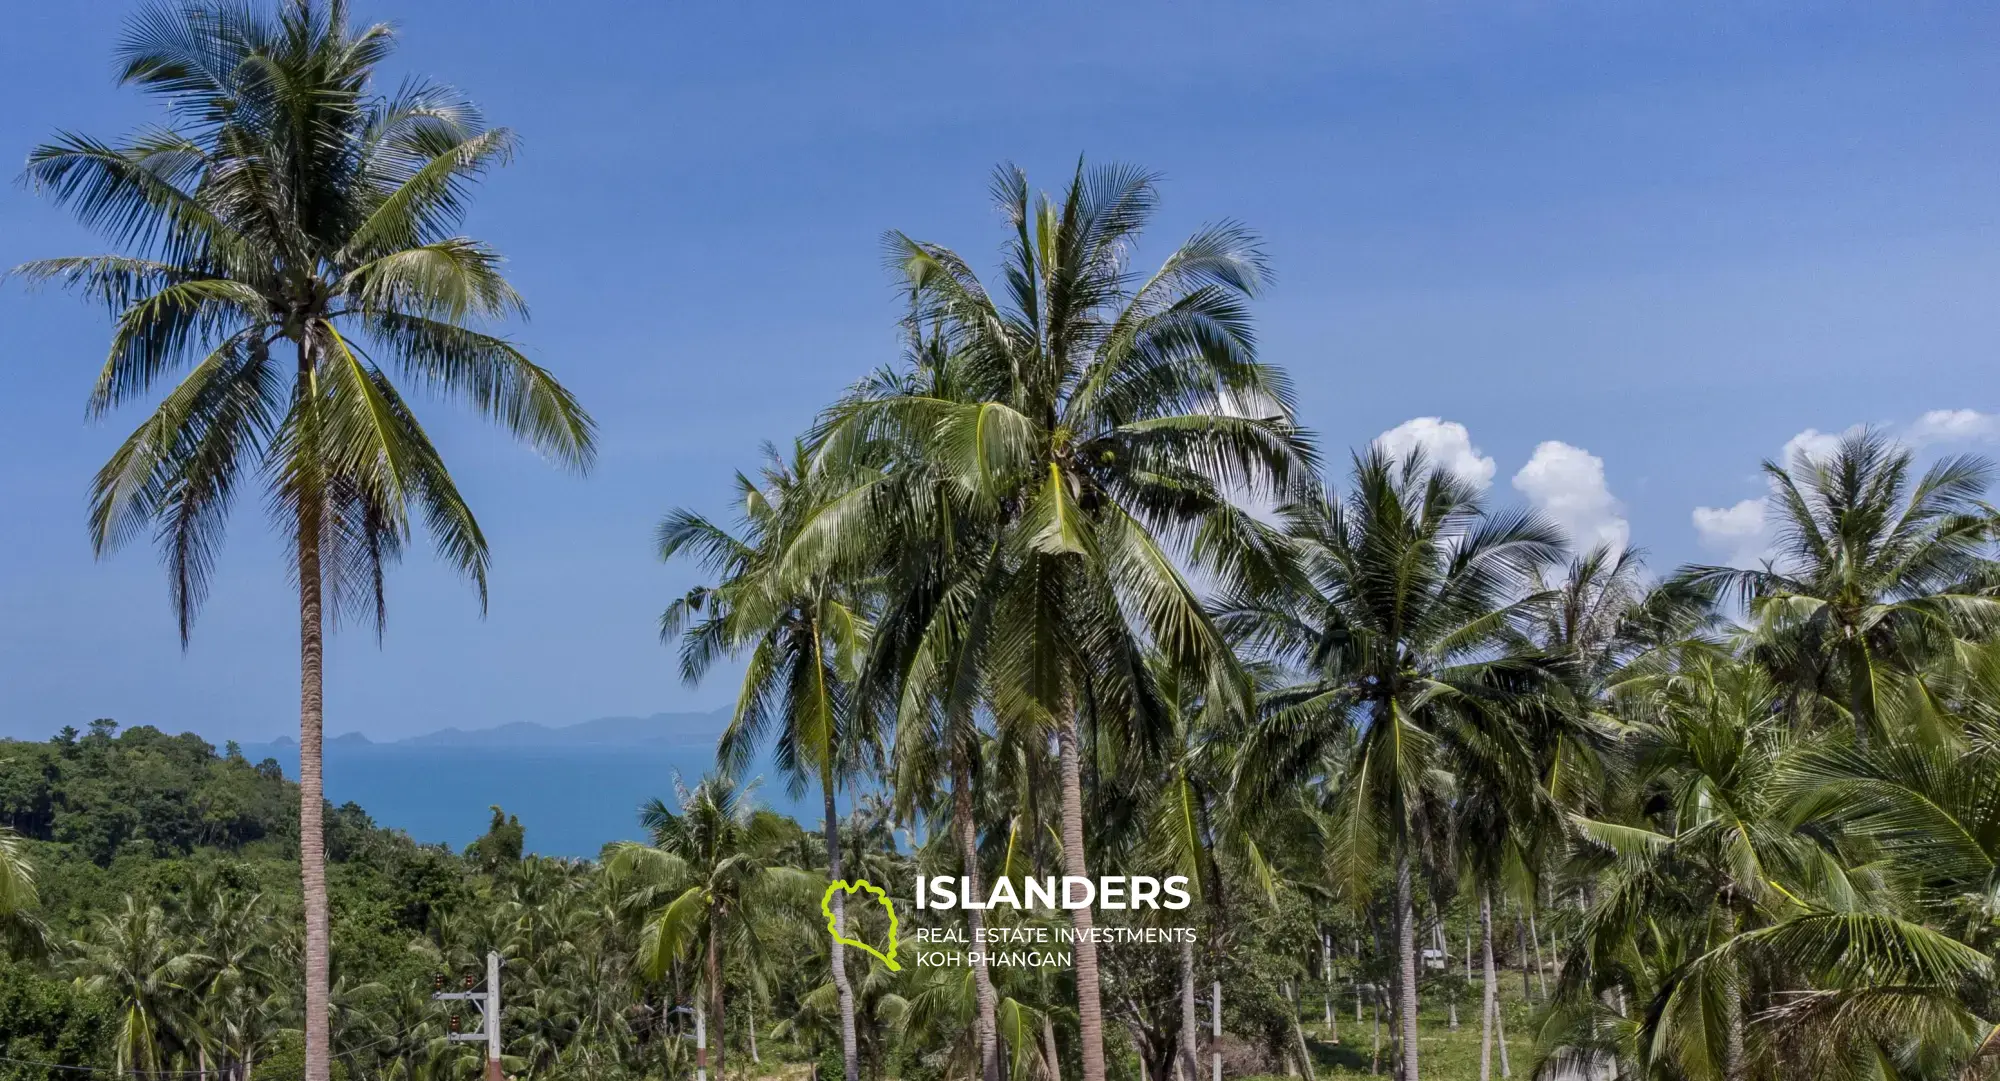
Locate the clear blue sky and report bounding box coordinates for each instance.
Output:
[2,1,1997,742]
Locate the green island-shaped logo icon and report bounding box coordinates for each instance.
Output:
[822,879,901,971]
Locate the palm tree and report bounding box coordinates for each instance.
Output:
[71,897,210,1080]
[1139,653,1289,1081]
[1560,650,1995,1080]
[660,443,875,1081]
[815,160,1312,1081]
[1229,447,1566,1081]
[611,774,818,1081]
[0,826,45,959]
[1678,429,1997,740]
[17,5,596,1076]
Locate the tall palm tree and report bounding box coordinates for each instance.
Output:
[611,774,817,1081]
[1679,429,1997,739]
[17,5,596,1076]
[660,442,876,1081]
[1229,447,1566,1081]
[814,160,1313,1081]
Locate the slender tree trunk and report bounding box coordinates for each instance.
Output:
[1043,1009,1064,1081]
[1725,963,1746,1081]
[1179,934,1200,1081]
[709,916,727,1081]
[748,994,761,1065]
[1479,888,1496,1081]
[1528,903,1548,1002]
[1516,918,1531,1002]
[822,777,861,1081]
[954,760,1003,1081]
[1395,851,1419,1081]
[1371,992,1381,1075]
[297,492,331,1081]
[1326,933,1339,1043]
[1056,714,1107,1081]
[1437,909,1456,1031]
[1289,981,1317,1081]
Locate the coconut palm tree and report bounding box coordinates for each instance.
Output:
[1559,651,1996,1080]
[611,774,818,1081]
[71,897,210,1079]
[813,159,1313,1081]
[1138,653,1290,1081]
[1678,429,1997,740]
[16,5,596,1076]
[1228,447,1566,1081]
[0,826,45,960]
[660,442,876,1081]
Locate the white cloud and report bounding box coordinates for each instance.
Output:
[1908,409,1999,445]
[1374,417,1496,489]
[1693,413,1993,568]
[1511,441,1629,555]
[1779,428,1842,468]
[1692,498,1770,569]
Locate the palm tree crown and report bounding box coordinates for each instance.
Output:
[19,0,595,633]
[1681,429,1996,735]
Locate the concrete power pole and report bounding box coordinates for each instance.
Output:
[436,950,504,1081]
[1211,980,1222,1081]
[695,1002,708,1081]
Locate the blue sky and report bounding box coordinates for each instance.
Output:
[2,1,1997,743]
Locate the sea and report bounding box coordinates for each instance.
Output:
[238,715,816,859]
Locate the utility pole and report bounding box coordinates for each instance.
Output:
[1211,980,1222,1081]
[435,950,504,1081]
[695,1001,709,1081]
[1323,931,1338,1043]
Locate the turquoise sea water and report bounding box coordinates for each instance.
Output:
[241,739,812,858]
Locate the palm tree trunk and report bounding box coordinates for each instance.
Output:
[1371,992,1381,1075]
[1056,713,1107,1081]
[1527,905,1548,1001]
[1179,934,1199,1081]
[1725,964,1746,1081]
[1395,851,1420,1081]
[709,916,727,1081]
[1289,982,1317,1081]
[1042,1009,1063,1081]
[1479,888,1496,1081]
[1516,918,1531,1002]
[953,759,1002,1081]
[822,777,861,1081]
[297,497,331,1081]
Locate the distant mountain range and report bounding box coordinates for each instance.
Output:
[247,708,730,752]
[234,707,825,859]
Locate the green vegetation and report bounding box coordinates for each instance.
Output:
[8,4,2000,1081]
[15,4,596,1078]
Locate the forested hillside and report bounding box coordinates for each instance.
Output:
[0,721,1453,1081]
[0,721,523,1079]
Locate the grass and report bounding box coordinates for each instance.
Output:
[1281,980,1543,1081]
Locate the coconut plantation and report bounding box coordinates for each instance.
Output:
[3,3,1998,1081]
